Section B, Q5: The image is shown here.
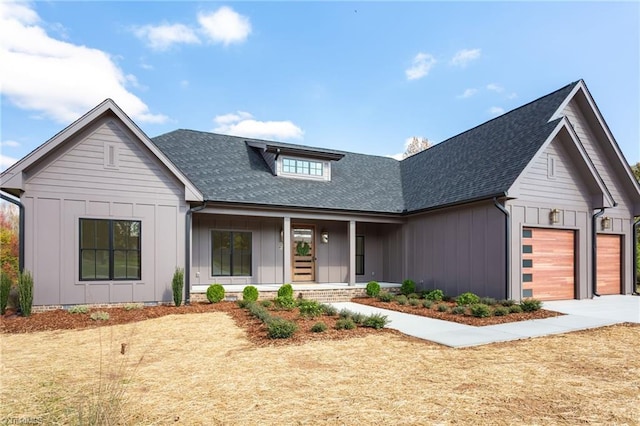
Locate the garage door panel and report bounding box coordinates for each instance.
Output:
[597,234,621,295]
[522,228,575,301]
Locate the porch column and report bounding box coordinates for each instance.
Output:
[283,217,292,284]
[348,220,356,286]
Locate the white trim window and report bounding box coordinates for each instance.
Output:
[278,156,331,181]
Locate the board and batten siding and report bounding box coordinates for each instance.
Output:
[404,202,506,299]
[22,118,187,306]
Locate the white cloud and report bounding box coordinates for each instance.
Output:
[405,52,436,80]
[133,23,200,51]
[0,140,20,148]
[451,48,481,67]
[507,92,517,99]
[0,154,18,170]
[213,111,303,140]
[457,88,478,99]
[487,83,504,93]
[0,2,167,124]
[198,6,251,46]
[489,106,505,115]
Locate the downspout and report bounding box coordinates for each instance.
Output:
[633,217,640,295]
[592,208,606,298]
[493,197,511,300]
[1,192,24,273]
[185,202,206,305]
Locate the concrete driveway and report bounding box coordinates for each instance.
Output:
[543,295,640,323]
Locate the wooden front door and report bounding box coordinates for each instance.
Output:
[292,226,315,282]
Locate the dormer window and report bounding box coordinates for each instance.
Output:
[282,158,323,176]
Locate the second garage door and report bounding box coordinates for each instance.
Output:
[522,228,575,301]
[596,234,622,295]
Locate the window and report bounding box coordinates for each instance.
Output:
[522,259,533,268]
[282,158,323,177]
[355,235,365,276]
[80,219,141,280]
[212,231,252,276]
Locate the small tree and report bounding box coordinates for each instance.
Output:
[403,136,432,159]
[18,270,33,317]
[172,267,184,307]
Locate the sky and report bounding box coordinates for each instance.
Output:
[1,1,639,172]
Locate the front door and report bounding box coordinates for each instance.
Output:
[292,225,315,282]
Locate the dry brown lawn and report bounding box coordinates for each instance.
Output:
[1,312,639,425]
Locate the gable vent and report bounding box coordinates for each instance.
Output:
[104,143,119,169]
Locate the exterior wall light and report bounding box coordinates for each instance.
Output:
[321,230,329,244]
[549,208,560,224]
[601,216,612,230]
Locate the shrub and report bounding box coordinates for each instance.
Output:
[0,272,11,315]
[422,300,433,309]
[172,267,184,307]
[479,297,497,306]
[456,292,480,306]
[407,293,421,300]
[298,299,323,318]
[362,313,389,329]
[242,285,259,302]
[437,304,449,313]
[277,283,294,299]
[351,312,367,325]
[68,305,89,314]
[470,304,491,318]
[319,303,337,316]
[237,299,251,309]
[401,279,416,295]
[260,300,273,308]
[396,295,408,305]
[493,306,509,316]
[274,296,296,310]
[366,281,381,297]
[248,303,272,322]
[520,298,543,312]
[409,298,421,307]
[123,303,143,311]
[339,308,354,319]
[311,322,328,333]
[378,291,394,302]
[425,289,444,301]
[451,306,466,315]
[206,284,225,303]
[499,299,516,307]
[509,305,523,314]
[267,318,298,339]
[17,270,33,317]
[335,318,356,330]
[90,311,110,321]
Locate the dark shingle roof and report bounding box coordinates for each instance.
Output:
[151,81,577,214]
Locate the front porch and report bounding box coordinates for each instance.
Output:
[190,282,402,303]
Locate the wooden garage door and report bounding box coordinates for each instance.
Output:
[522,228,575,301]
[597,234,621,295]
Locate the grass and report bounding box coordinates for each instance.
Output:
[1,314,638,425]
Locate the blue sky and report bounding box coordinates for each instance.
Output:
[1,1,639,171]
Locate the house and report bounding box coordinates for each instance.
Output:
[1,79,639,307]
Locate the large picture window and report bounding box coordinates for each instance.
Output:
[282,158,323,176]
[80,219,141,280]
[356,235,365,276]
[212,231,252,276]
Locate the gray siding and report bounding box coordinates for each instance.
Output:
[23,118,186,306]
[405,202,505,299]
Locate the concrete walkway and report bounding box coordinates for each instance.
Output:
[332,295,639,348]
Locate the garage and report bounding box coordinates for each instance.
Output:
[596,234,622,295]
[522,227,575,300]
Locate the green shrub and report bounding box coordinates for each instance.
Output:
[274,296,296,310]
[68,305,89,314]
[437,304,449,313]
[520,298,543,312]
[362,313,389,329]
[267,318,298,339]
[425,289,444,301]
[339,308,354,319]
[206,284,225,303]
[499,299,517,307]
[172,267,184,307]
[242,285,259,302]
[90,311,110,321]
[407,293,421,300]
[351,312,367,325]
[277,283,294,299]
[409,298,421,307]
[0,272,12,315]
[470,304,491,318]
[456,292,480,306]
[509,305,523,314]
[260,300,273,308]
[422,300,433,309]
[248,303,272,322]
[378,291,394,302]
[366,281,381,297]
[401,279,416,295]
[479,297,497,306]
[396,295,408,305]
[237,299,251,309]
[451,306,466,315]
[311,322,328,333]
[319,303,337,316]
[123,303,143,311]
[17,270,33,317]
[493,306,509,316]
[442,295,454,302]
[298,299,323,318]
[335,318,356,330]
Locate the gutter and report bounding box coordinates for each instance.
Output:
[633,217,640,295]
[185,202,207,305]
[1,192,24,274]
[493,197,511,300]
[591,208,607,298]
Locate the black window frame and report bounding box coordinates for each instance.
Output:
[355,235,365,276]
[211,230,253,277]
[79,218,141,281]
